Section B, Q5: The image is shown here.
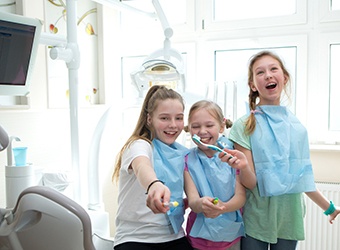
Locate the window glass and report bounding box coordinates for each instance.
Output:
[332,0,340,10]
[329,44,340,131]
[214,47,297,120]
[214,0,296,21]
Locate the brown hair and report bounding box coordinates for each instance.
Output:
[245,50,291,135]
[112,85,185,182]
[184,100,232,132]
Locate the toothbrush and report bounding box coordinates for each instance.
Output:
[217,140,227,149]
[212,197,219,205]
[192,134,226,154]
[163,201,179,207]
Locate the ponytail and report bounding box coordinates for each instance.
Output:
[245,90,258,135]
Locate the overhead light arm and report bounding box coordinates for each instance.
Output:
[152,0,173,39]
[152,0,173,60]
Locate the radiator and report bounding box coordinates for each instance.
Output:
[297,182,340,250]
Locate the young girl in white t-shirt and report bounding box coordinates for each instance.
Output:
[113,85,193,250]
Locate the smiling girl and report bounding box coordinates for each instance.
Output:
[113,85,193,250]
[184,100,253,250]
[229,50,340,250]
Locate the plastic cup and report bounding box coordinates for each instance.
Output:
[12,147,28,166]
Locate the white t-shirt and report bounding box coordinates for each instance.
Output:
[114,139,185,247]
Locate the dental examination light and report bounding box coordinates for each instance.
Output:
[130,0,186,96]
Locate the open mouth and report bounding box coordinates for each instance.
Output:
[165,131,177,135]
[200,137,211,143]
[266,83,277,89]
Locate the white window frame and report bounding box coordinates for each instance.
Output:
[200,0,307,31]
[320,0,340,23]
[308,31,340,145]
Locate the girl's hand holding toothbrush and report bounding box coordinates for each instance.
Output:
[200,196,224,218]
[146,181,171,214]
[219,148,249,171]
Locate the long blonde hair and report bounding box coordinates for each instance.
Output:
[112,85,185,182]
[245,50,291,135]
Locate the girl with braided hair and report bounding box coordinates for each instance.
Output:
[229,50,339,250]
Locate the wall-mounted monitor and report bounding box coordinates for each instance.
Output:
[0,12,42,96]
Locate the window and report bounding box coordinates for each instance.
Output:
[106,0,339,147]
[329,44,340,131]
[332,0,340,10]
[214,0,296,21]
[201,0,306,31]
[320,0,340,22]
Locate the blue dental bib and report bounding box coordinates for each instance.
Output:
[250,106,316,197]
[186,147,244,242]
[152,139,189,234]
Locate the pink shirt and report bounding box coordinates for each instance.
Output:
[186,212,241,250]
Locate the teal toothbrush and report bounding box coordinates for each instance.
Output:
[192,134,226,154]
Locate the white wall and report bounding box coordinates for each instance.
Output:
[310,148,340,183]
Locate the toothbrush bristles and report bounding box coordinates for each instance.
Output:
[193,134,200,140]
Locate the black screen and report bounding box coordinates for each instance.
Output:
[0,19,36,86]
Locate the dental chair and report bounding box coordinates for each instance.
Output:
[0,186,99,250]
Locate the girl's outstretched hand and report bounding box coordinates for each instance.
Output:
[146,181,170,214]
[219,148,249,170]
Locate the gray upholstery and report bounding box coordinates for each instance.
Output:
[0,186,96,250]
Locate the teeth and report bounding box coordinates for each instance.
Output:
[201,138,210,143]
[166,131,176,135]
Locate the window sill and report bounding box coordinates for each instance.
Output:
[309,144,340,152]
